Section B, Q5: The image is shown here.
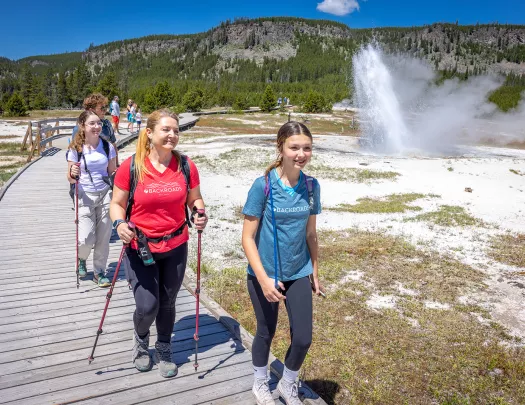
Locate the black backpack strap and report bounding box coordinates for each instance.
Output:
[180,154,192,228]
[101,138,110,158]
[125,154,136,221]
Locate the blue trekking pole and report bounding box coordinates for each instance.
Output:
[268,175,280,290]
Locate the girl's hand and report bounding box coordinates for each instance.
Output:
[70,163,80,179]
[117,222,136,244]
[260,276,286,303]
[310,274,325,298]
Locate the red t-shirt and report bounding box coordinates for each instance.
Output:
[114,154,200,253]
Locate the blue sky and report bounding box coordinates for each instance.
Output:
[1,0,523,60]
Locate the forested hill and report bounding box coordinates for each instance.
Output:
[1,17,525,113]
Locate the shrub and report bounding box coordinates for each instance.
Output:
[302,90,332,113]
[259,85,276,112]
[182,88,204,112]
[5,92,27,116]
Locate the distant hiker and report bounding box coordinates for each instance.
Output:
[111,96,122,135]
[242,121,323,405]
[110,109,208,378]
[277,97,282,106]
[136,108,142,131]
[67,110,117,287]
[71,93,119,166]
[126,99,134,132]
[129,102,137,133]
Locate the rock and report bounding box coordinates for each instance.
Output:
[465,187,473,193]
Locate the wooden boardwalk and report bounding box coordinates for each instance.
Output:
[0,149,285,404]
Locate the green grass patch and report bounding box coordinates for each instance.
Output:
[203,229,525,404]
[309,163,400,183]
[406,205,485,227]
[329,193,437,214]
[509,169,524,176]
[489,234,525,268]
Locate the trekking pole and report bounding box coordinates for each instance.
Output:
[88,221,135,364]
[193,209,205,371]
[74,168,80,289]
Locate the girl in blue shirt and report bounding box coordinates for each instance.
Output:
[242,121,322,405]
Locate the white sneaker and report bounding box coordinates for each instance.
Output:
[252,377,275,405]
[277,378,303,405]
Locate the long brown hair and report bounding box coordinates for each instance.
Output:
[135,109,181,183]
[264,121,313,178]
[69,110,99,154]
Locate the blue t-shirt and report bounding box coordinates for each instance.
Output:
[242,169,321,281]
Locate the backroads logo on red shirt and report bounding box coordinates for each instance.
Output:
[143,181,183,194]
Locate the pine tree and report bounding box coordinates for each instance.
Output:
[259,85,275,112]
[182,88,203,112]
[32,91,49,110]
[5,92,27,116]
[20,65,34,107]
[57,71,69,106]
[96,71,119,100]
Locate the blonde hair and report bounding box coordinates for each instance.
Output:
[69,110,99,154]
[134,109,181,183]
[264,121,313,178]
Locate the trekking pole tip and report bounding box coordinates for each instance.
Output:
[88,356,93,364]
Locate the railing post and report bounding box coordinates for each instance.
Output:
[37,122,42,156]
[21,122,31,151]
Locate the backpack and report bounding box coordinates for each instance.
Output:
[67,139,111,200]
[125,152,192,227]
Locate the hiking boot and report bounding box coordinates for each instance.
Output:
[252,377,275,405]
[132,331,152,372]
[155,341,177,378]
[277,379,302,405]
[93,273,111,288]
[77,259,87,277]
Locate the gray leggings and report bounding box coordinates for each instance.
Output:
[124,243,187,343]
[247,274,313,371]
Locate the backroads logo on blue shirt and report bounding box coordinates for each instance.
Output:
[273,204,310,213]
[143,181,182,194]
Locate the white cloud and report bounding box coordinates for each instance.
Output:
[317,0,360,16]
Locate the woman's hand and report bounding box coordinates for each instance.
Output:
[117,222,136,244]
[70,163,80,180]
[193,210,208,231]
[260,276,286,303]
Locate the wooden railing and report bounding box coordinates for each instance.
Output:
[20,115,199,163]
[21,118,77,162]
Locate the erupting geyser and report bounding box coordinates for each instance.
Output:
[353,44,411,154]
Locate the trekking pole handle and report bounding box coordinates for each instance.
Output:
[127,221,136,245]
[192,208,206,234]
[72,162,80,180]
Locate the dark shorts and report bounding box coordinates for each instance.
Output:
[112,115,120,124]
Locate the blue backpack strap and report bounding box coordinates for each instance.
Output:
[125,154,136,221]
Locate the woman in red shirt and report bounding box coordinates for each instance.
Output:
[110,109,208,378]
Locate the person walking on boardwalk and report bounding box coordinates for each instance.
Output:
[110,109,208,378]
[111,96,122,135]
[67,110,117,287]
[241,121,322,405]
[71,93,119,166]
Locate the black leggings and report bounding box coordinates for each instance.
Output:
[124,243,187,343]
[247,274,313,371]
